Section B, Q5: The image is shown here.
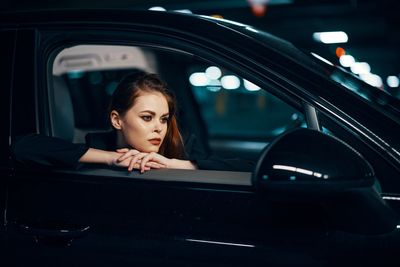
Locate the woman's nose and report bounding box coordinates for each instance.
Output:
[153,121,162,133]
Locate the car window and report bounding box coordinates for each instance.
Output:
[49,44,306,173]
[187,63,305,159]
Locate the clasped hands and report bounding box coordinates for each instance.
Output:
[111,148,171,173]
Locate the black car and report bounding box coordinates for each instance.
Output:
[1,9,400,266]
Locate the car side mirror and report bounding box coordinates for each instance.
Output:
[252,128,374,194]
[252,128,398,234]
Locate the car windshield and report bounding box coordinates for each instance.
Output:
[309,53,400,119]
[203,15,400,119]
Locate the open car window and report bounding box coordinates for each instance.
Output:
[49,43,307,180]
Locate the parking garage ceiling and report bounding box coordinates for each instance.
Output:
[2,0,400,92]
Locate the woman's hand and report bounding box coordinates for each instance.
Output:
[137,152,172,173]
[80,148,195,172]
[118,149,196,173]
[116,148,167,172]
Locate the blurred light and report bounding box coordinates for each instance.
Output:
[339,55,355,67]
[313,31,348,44]
[245,26,259,33]
[189,72,209,86]
[207,86,222,92]
[174,9,192,14]
[210,14,224,19]
[273,165,296,172]
[248,0,269,17]
[335,47,346,58]
[313,172,322,178]
[350,62,371,75]
[383,196,400,201]
[243,79,261,91]
[311,52,333,66]
[221,75,240,90]
[387,76,399,88]
[202,15,248,27]
[67,69,84,79]
[205,66,222,80]
[207,79,222,92]
[186,239,255,248]
[273,165,325,178]
[360,73,383,88]
[148,6,166,11]
[296,168,313,176]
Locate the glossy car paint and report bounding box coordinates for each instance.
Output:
[1,10,400,266]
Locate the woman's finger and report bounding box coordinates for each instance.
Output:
[118,149,140,162]
[145,162,165,169]
[140,153,159,173]
[128,152,147,171]
[116,148,129,153]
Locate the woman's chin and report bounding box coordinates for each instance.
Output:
[141,147,159,153]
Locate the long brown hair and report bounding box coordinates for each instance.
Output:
[109,71,185,159]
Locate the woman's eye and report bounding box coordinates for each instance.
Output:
[161,117,169,123]
[142,116,152,122]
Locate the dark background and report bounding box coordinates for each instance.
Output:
[2,0,400,95]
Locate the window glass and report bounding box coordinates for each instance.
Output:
[188,65,304,139]
[187,63,305,159]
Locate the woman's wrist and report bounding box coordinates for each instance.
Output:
[169,159,197,170]
[79,148,118,166]
[106,151,118,166]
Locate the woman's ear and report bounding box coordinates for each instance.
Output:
[110,110,122,130]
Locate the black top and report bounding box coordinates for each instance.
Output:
[12,132,254,172]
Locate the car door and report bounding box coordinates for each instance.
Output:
[5,12,400,266]
[0,28,16,255]
[4,22,336,266]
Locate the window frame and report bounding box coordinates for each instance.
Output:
[32,26,313,185]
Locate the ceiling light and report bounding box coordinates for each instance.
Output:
[313,31,348,44]
[360,73,383,88]
[189,72,209,86]
[221,75,240,90]
[243,79,261,91]
[387,76,400,88]
[339,55,355,67]
[205,66,222,80]
[350,62,371,75]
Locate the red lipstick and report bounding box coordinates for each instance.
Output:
[149,138,161,145]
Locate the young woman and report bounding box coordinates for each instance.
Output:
[80,71,196,173]
[12,71,254,172]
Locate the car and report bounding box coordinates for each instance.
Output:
[1,9,400,266]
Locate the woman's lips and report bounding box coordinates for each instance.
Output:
[149,138,161,145]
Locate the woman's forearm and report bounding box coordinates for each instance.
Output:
[169,159,197,170]
[80,148,198,170]
[79,148,116,166]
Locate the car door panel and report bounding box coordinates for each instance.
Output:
[0,28,17,257]
[6,16,400,266]
[7,167,330,266]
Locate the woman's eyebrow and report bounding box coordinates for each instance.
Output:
[140,110,156,115]
[140,110,169,117]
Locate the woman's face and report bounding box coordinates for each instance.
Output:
[113,91,169,153]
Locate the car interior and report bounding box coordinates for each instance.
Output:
[50,44,306,168]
